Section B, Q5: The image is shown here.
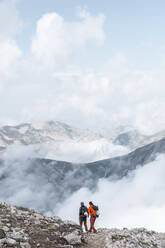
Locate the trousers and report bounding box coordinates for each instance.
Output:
[89,216,97,232]
[79,216,88,231]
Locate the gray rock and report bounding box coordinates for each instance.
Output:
[64,231,82,245]
[20,242,31,248]
[0,238,6,244]
[5,238,17,245]
[0,203,84,248]
[2,226,9,232]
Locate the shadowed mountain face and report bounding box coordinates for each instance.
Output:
[113,130,146,147]
[0,138,165,212]
[113,129,165,149]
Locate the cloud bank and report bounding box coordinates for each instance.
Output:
[42,139,129,163]
[56,154,165,232]
[1,143,165,232]
[31,10,105,66]
[0,1,165,134]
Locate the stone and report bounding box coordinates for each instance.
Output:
[20,242,31,248]
[3,226,9,232]
[34,220,41,225]
[5,238,17,245]
[64,231,82,245]
[0,238,6,244]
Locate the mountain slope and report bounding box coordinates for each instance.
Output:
[0,202,84,248]
[1,121,165,163]
[0,137,165,213]
[0,121,131,163]
[0,202,164,248]
[113,128,165,150]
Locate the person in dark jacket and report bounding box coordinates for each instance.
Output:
[79,202,88,231]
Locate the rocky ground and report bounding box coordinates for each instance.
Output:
[0,202,165,248]
[84,228,165,248]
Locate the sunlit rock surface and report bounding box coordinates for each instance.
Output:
[0,203,165,248]
[0,203,84,248]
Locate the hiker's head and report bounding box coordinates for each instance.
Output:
[80,202,84,206]
[89,201,93,206]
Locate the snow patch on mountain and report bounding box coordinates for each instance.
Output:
[1,121,165,163]
[0,121,130,162]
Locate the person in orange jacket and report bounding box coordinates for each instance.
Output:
[88,201,97,233]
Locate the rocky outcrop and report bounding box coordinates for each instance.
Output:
[0,203,85,248]
[0,203,165,248]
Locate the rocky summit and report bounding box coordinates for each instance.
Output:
[0,203,165,248]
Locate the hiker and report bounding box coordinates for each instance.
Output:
[88,201,97,233]
[79,202,88,231]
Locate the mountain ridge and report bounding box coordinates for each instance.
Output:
[1,121,165,151]
[0,121,104,148]
[0,137,165,213]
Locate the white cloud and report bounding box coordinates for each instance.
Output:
[0,3,165,135]
[0,39,21,78]
[2,142,165,232]
[134,101,165,134]
[43,139,129,163]
[31,10,105,67]
[57,154,165,232]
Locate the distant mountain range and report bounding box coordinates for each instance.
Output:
[0,121,103,148]
[0,121,165,161]
[0,121,164,148]
[113,129,165,149]
[0,135,165,212]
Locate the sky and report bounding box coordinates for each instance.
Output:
[0,0,165,134]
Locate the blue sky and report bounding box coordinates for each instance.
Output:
[16,0,165,68]
[0,0,165,133]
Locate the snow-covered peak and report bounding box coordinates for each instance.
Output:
[1,121,165,163]
[0,121,103,148]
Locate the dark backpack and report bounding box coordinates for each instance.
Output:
[80,206,88,217]
[93,205,100,217]
[93,205,98,211]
